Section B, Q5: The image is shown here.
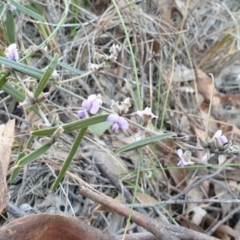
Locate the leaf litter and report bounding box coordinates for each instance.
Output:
[1,0,240,239]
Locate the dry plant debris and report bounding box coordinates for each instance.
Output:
[0,0,240,239]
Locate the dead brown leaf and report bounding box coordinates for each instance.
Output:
[135,192,158,204]
[186,179,206,226]
[0,213,112,240]
[196,69,221,107]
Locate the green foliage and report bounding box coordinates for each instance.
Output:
[5,10,15,43]
[9,0,45,21]
[115,132,175,154]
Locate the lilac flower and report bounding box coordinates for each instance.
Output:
[77,108,89,119]
[4,43,19,61]
[177,149,194,168]
[107,114,129,132]
[212,130,228,146]
[77,94,103,119]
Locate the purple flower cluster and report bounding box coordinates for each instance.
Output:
[177,130,228,168]
[77,94,103,119]
[106,114,129,132]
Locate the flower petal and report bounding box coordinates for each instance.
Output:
[202,153,208,162]
[177,149,183,158]
[213,130,222,139]
[82,100,91,110]
[90,99,100,114]
[5,43,19,61]
[219,135,228,145]
[88,94,97,102]
[77,109,89,118]
[136,110,144,118]
[107,114,120,123]
[177,159,185,168]
[118,117,129,130]
[112,123,120,132]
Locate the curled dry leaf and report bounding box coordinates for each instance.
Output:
[196,69,221,107]
[0,213,112,240]
[0,120,15,213]
[214,181,234,217]
[186,179,206,226]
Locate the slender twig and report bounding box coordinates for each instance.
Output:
[78,187,219,240]
[165,161,231,203]
[125,198,240,208]
[5,202,27,218]
[207,205,240,236]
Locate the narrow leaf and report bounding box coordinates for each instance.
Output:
[0,72,10,90]
[0,57,43,79]
[0,4,5,17]
[2,82,42,117]
[31,114,109,136]
[52,127,88,191]
[10,152,25,183]
[2,82,25,102]
[115,132,175,154]
[5,10,15,43]
[34,53,59,98]
[45,54,84,75]
[16,143,52,167]
[9,0,45,21]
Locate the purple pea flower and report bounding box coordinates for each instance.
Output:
[212,130,228,146]
[77,94,103,119]
[177,149,194,168]
[107,114,129,132]
[4,43,19,61]
[201,130,228,162]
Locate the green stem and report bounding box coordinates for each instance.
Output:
[111,0,141,109]
[51,127,88,191]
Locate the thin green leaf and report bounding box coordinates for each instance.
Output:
[10,152,25,183]
[2,81,41,117]
[16,143,52,167]
[0,57,43,79]
[9,0,45,21]
[2,81,25,102]
[6,10,15,43]
[45,54,84,75]
[0,4,4,14]
[31,114,109,136]
[0,4,6,21]
[52,127,88,191]
[34,53,59,98]
[0,72,10,90]
[115,132,175,154]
